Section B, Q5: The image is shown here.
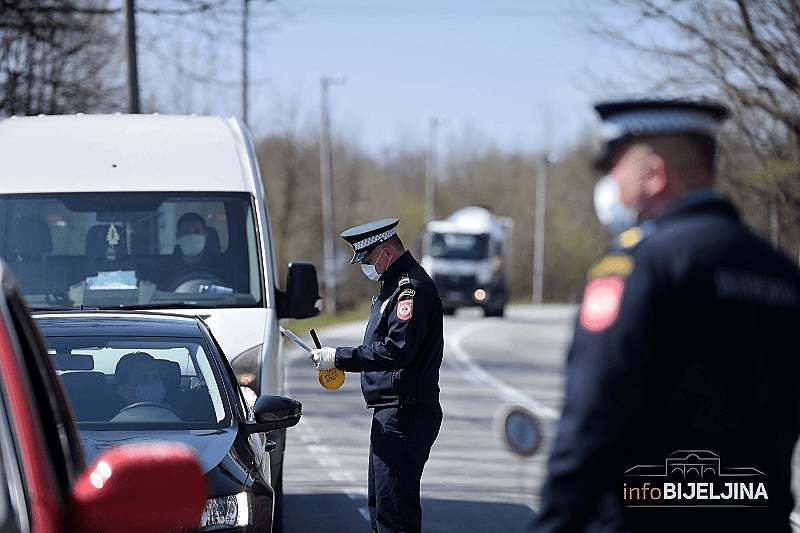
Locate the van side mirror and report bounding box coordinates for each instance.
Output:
[278,261,322,319]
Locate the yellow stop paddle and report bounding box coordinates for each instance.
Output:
[310,329,345,390]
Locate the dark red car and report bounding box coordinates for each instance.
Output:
[0,260,208,533]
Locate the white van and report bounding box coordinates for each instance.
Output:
[0,113,320,521]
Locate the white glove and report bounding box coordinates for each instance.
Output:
[311,347,336,371]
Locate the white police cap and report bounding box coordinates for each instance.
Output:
[340,218,400,264]
[594,99,729,171]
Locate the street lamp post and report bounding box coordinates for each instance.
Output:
[425,116,447,223]
[532,153,551,305]
[319,76,345,314]
[241,0,249,126]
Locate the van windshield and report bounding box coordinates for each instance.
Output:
[0,193,262,310]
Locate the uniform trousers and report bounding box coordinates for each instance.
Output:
[368,403,442,533]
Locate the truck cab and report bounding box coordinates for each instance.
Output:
[421,206,513,317]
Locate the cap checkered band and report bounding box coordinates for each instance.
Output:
[601,108,718,142]
[353,228,396,251]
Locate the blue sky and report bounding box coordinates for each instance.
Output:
[143,1,640,157]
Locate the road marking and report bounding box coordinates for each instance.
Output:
[447,321,560,420]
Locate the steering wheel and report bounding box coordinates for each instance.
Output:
[110,401,184,422]
[169,270,229,293]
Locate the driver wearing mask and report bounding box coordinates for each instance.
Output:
[158,212,230,291]
[114,351,165,405]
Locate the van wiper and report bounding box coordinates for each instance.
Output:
[107,302,211,310]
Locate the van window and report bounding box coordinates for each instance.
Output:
[0,192,261,309]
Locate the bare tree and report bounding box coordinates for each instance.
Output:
[0,0,123,115]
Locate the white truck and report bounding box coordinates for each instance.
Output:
[421,206,513,317]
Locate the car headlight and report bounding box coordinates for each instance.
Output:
[199,492,251,529]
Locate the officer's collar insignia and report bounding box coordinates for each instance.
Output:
[588,253,635,280]
[618,227,643,249]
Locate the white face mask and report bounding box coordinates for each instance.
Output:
[593,175,638,235]
[361,248,384,281]
[177,234,206,257]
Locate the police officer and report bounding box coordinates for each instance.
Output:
[530,99,800,533]
[311,218,444,533]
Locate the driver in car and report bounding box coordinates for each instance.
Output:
[114,351,165,405]
[157,212,231,291]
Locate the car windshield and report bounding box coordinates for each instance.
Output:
[429,232,488,260]
[0,192,261,310]
[47,335,230,429]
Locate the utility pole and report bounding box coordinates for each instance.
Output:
[124,0,140,113]
[319,76,345,314]
[241,0,249,126]
[425,116,447,223]
[532,153,550,305]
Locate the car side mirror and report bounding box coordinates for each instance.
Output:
[278,261,322,319]
[70,442,207,533]
[247,394,302,433]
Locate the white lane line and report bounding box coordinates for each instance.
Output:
[447,320,560,420]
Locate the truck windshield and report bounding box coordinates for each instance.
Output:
[429,233,487,260]
[0,193,262,310]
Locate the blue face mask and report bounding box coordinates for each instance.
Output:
[134,382,165,403]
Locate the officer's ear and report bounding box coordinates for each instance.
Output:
[641,153,668,198]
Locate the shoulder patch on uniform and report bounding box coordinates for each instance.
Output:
[579,275,626,333]
[398,275,412,287]
[616,227,643,249]
[398,288,415,300]
[587,253,635,280]
[396,299,413,320]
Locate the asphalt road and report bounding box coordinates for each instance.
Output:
[281,304,576,533]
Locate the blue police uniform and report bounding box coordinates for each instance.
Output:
[532,100,800,533]
[336,220,444,533]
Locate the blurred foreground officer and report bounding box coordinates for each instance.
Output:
[311,218,444,533]
[530,99,800,533]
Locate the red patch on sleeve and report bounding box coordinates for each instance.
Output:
[396,300,413,321]
[579,276,625,333]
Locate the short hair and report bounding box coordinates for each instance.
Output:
[115,351,155,386]
[383,234,405,252]
[177,212,206,230]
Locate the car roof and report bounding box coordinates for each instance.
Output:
[0,114,255,193]
[34,311,205,338]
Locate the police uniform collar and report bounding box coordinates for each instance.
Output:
[379,250,414,284]
[593,98,729,171]
[340,218,400,264]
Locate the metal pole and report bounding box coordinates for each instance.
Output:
[425,117,446,223]
[241,0,249,126]
[124,0,140,113]
[319,77,337,313]
[532,154,548,304]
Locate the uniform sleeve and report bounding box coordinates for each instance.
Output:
[335,281,432,372]
[531,255,658,532]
